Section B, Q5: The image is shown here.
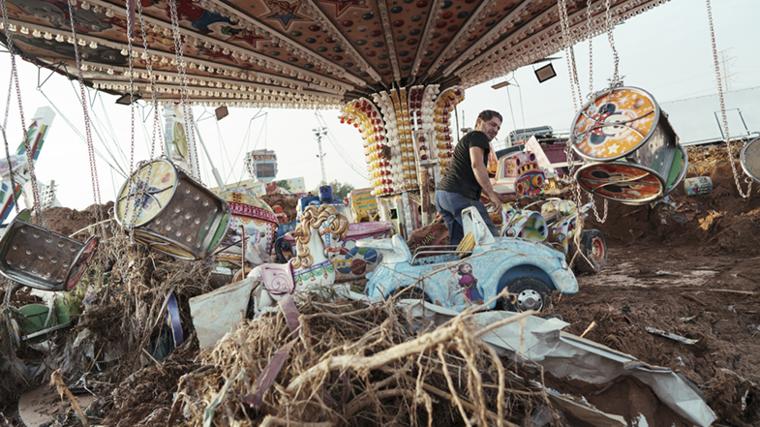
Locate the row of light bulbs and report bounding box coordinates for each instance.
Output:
[4,3,350,94]
[374,91,418,192]
[341,99,395,196]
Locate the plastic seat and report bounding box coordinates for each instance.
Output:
[0,210,99,292]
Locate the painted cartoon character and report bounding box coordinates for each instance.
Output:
[588,102,635,146]
[457,263,483,304]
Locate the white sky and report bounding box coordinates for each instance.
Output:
[0,0,758,210]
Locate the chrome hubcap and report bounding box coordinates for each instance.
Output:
[516,289,543,311]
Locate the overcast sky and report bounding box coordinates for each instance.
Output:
[0,0,758,210]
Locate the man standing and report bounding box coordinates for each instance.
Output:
[435,110,503,245]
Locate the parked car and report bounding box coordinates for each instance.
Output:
[358,207,578,312]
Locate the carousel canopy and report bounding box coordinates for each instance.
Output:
[0,0,666,108]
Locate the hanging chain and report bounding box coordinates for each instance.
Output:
[135,0,163,158]
[587,0,594,96]
[168,0,202,182]
[0,127,21,215]
[604,0,621,86]
[558,0,583,180]
[705,0,752,199]
[558,0,582,111]
[1,55,20,216]
[124,0,164,232]
[66,0,103,216]
[125,0,136,176]
[1,0,43,221]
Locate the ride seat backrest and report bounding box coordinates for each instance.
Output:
[461,206,495,246]
[356,234,411,264]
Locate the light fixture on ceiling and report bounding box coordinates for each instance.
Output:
[534,63,557,83]
[491,80,511,90]
[215,105,229,120]
[115,93,141,105]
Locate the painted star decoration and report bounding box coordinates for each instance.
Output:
[321,0,368,17]
[264,0,308,31]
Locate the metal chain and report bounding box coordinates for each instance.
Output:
[168,0,202,182]
[587,0,594,96]
[124,0,164,232]
[1,0,43,221]
[558,0,582,111]
[1,57,20,216]
[588,192,608,222]
[134,0,163,158]
[0,127,21,215]
[125,0,136,176]
[604,0,621,86]
[66,0,102,212]
[705,0,752,199]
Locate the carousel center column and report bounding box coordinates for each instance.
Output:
[340,85,464,238]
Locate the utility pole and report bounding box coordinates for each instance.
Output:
[312,127,328,184]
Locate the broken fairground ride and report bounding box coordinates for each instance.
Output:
[1,0,757,425]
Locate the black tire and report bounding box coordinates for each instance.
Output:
[498,277,552,312]
[574,229,607,274]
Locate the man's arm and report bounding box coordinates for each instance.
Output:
[469,146,501,208]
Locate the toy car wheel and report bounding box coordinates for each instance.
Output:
[500,277,551,312]
[575,229,607,274]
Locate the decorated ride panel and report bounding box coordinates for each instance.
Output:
[571,87,660,161]
[575,162,665,204]
[216,189,279,267]
[493,151,546,197]
[115,159,230,260]
[0,210,99,292]
[501,207,548,242]
[284,221,392,282]
[741,138,760,183]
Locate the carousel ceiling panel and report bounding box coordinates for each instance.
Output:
[1,0,669,108]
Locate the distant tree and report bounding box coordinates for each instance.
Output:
[276,180,291,191]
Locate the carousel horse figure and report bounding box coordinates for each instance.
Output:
[249,205,349,312]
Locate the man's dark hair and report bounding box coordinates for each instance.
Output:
[477,110,503,123]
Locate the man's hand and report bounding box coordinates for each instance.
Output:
[486,191,503,212]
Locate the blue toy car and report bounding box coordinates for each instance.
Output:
[358,207,578,312]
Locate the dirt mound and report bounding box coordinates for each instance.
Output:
[589,144,760,256]
[38,203,113,238]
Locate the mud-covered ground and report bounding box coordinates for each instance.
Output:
[544,143,760,425]
[549,245,760,426]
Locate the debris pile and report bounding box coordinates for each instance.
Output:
[591,145,760,256]
[173,298,551,426]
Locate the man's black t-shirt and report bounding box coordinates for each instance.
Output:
[438,130,490,200]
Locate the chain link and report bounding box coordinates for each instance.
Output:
[705,0,752,199]
[604,0,621,86]
[124,0,164,232]
[558,0,582,111]
[134,0,163,157]
[125,0,136,176]
[66,0,102,215]
[0,127,20,215]
[587,0,594,96]
[168,0,202,183]
[1,0,43,222]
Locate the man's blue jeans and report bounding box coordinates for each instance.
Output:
[434,190,498,246]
